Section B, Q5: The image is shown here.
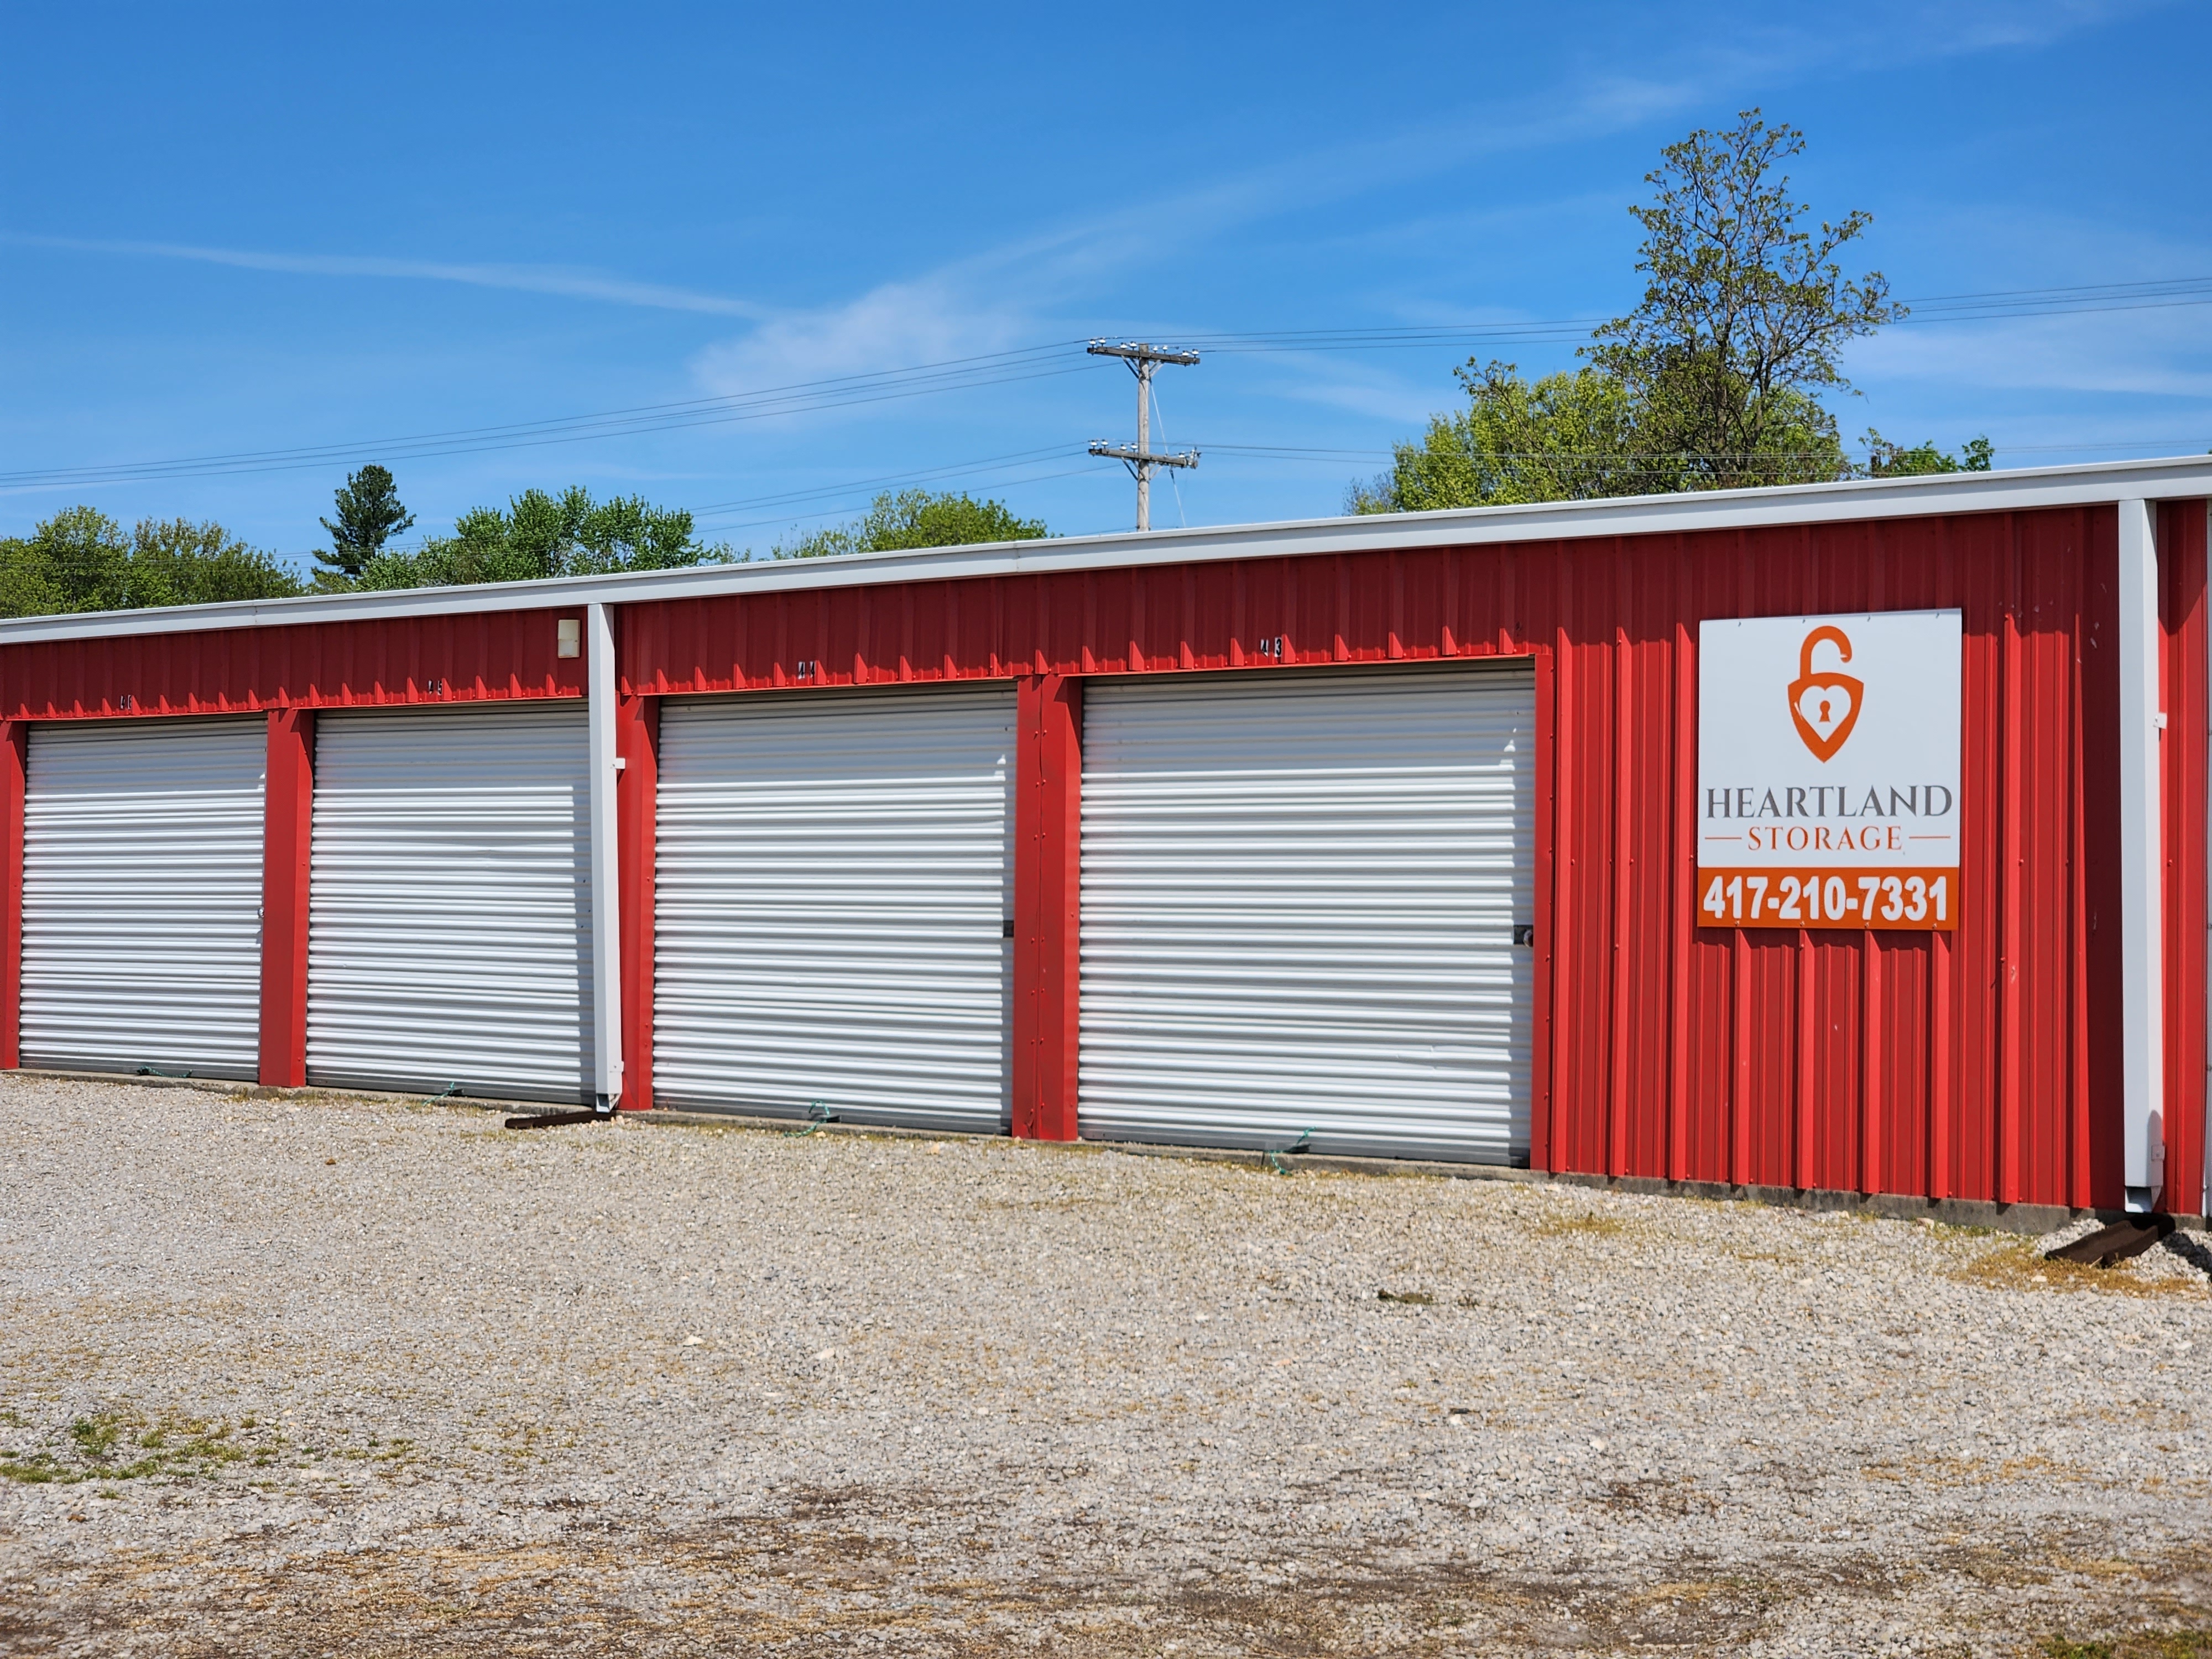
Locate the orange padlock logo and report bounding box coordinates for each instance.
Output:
[1787,624,1863,762]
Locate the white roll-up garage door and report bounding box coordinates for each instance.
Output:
[1079,664,1535,1164]
[20,717,268,1079]
[305,702,592,1102]
[654,684,1015,1131]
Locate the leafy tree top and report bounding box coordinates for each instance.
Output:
[1863,432,1995,477]
[356,487,729,591]
[0,509,303,617]
[1584,109,1906,489]
[773,491,1048,560]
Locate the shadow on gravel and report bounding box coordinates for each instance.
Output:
[2,1545,1770,1657]
[10,1492,2212,1656]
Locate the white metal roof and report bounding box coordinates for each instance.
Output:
[7,452,2211,645]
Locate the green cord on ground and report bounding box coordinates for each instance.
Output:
[785,1100,836,1139]
[1267,1129,1313,1175]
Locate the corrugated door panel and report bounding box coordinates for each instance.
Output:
[21,717,266,1078]
[305,703,592,1102]
[1078,663,1535,1163]
[653,684,1015,1130]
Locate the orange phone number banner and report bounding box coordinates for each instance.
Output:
[1696,867,1958,931]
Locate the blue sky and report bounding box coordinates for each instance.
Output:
[3,1,2208,566]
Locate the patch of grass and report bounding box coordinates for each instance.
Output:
[1950,1240,2205,1300]
[0,1408,276,1486]
[2042,1634,2212,1659]
[1535,1213,1629,1239]
[1376,1289,1434,1306]
[1726,1247,1793,1265]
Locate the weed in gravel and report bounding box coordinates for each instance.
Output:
[0,1408,276,1485]
[2042,1634,2212,1659]
[1535,1213,1629,1238]
[1950,1241,2208,1299]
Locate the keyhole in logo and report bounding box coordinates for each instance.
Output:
[1819,697,1832,723]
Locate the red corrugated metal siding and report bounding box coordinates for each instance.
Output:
[1502,511,2123,1207]
[0,608,587,718]
[2160,500,2208,1214]
[620,503,2161,1211]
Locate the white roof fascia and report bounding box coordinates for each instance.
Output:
[6,452,2210,647]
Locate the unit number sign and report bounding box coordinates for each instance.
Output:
[1696,610,1962,931]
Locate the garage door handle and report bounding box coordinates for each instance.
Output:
[1513,925,1535,947]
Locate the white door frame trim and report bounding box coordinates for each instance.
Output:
[587,602,623,1110]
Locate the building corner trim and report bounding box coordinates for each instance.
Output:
[2119,499,2166,1206]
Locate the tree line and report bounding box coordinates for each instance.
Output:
[0,472,1048,620]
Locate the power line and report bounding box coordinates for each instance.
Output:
[688,445,1077,514]
[686,449,1095,535]
[1176,278,2212,354]
[693,466,1105,541]
[10,275,2212,493]
[0,347,1095,491]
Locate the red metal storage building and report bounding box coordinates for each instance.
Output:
[3,457,2204,1224]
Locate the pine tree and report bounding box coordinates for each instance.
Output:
[317,465,415,586]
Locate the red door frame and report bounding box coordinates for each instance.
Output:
[258,708,315,1087]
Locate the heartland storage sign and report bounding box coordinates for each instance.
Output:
[1697,610,1962,931]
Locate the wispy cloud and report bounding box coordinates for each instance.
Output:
[1626,0,2167,85]
[690,276,1039,394]
[1851,309,2212,402]
[2,232,771,319]
[680,69,1730,410]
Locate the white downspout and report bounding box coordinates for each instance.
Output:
[587,602,624,1113]
[2117,499,2164,1210]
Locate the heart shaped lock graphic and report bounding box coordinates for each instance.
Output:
[1787,624,1863,762]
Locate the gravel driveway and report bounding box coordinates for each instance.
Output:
[2,1074,2209,1656]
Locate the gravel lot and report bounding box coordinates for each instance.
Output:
[2,1074,2210,1657]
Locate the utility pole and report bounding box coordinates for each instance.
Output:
[1087,340,1199,531]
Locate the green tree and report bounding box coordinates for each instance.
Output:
[774,489,1047,559]
[357,487,729,591]
[1586,109,1900,489]
[1356,112,1990,512]
[1862,432,1995,477]
[318,464,415,588]
[9,506,134,613]
[128,518,306,605]
[0,508,304,616]
[1347,361,1642,512]
[0,538,62,619]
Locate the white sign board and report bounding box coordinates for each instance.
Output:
[1697,610,1961,931]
